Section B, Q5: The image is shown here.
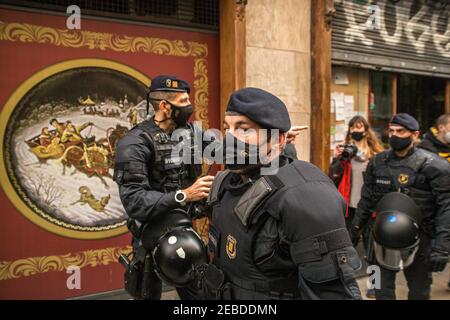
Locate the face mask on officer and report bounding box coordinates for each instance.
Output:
[165,100,193,126]
[223,131,272,171]
[389,135,413,151]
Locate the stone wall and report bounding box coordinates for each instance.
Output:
[245,0,312,161]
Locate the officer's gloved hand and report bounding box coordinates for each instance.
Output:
[428,249,449,272]
[349,225,362,247]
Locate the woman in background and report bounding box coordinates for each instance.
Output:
[329,115,384,298]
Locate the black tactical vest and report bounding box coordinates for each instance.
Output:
[371,148,435,221]
[136,119,202,192]
[207,160,361,300]
[207,171,299,299]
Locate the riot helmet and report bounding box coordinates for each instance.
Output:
[372,192,422,271]
[140,209,192,250]
[152,226,207,287]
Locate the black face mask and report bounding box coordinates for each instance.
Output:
[166,101,193,126]
[351,132,365,142]
[389,135,412,151]
[223,132,265,171]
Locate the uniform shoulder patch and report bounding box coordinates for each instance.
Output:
[226,234,237,260]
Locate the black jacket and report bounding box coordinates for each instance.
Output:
[418,128,450,163]
[208,158,362,300]
[353,147,450,253]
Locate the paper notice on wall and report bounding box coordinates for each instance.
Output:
[334,123,347,142]
[344,95,355,123]
[334,71,349,85]
[331,92,346,121]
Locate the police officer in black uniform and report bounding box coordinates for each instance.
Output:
[114,75,214,300]
[350,113,450,300]
[202,87,362,300]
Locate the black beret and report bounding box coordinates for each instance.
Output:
[226,87,291,132]
[149,75,190,94]
[390,113,420,131]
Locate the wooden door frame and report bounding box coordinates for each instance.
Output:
[219,0,247,131]
[311,0,334,171]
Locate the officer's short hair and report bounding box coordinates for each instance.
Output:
[436,113,450,128]
[148,91,180,111]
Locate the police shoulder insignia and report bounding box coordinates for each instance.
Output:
[398,173,409,185]
[226,234,237,259]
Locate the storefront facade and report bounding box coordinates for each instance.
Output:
[331,0,450,150]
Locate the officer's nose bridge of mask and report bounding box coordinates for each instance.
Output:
[223,113,276,146]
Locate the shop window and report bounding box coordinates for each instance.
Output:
[397,74,446,132]
[369,71,394,142]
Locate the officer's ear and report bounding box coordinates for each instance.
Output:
[267,131,286,155]
[278,132,287,150]
[159,100,171,115]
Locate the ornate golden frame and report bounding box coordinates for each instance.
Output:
[0,58,150,239]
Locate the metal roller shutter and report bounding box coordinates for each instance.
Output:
[332,0,450,78]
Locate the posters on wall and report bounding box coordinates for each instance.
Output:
[330,92,367,157]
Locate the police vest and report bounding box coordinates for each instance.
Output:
[136,119,202,192]
[207,170,299,299]
[206,162,357,300]
[371,148,436,221]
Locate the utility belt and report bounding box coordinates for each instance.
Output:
[228,274,300,300]
[201,263,299,300]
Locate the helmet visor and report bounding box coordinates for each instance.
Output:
[373,240,419,271]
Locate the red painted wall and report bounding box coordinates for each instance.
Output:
[0,7,219,299]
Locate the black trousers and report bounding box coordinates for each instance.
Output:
[346,207,374,277]
[374,232,432,300]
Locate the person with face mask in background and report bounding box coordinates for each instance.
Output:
[329,116,384,298]
[329,116,384,228]
[201,87,362,300]
[350,113,450,300]
[113,75,214,300]
[417,113,450,290]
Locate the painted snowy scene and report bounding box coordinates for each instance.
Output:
[5,67,149,230]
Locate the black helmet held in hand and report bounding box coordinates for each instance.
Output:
[372,192,422,271]
[140,209,192,251]
[152,226,207,287]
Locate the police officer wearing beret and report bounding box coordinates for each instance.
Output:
[114,75,215,300]
[350,113,450,300]
[202,87,362,300]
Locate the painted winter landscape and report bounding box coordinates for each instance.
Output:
[4,67,150,231]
